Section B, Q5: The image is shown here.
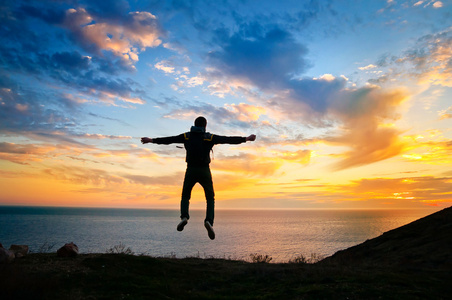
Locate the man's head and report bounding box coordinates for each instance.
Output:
[194,116,207,128]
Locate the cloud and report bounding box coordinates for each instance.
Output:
[207,24,309,89]
[162,100,264,130]
[433,1,443,8]
[207,81,234,98]
[0,142,56,165]
[82,0,131,19]
[0,3,150,157]
[0,142,51,155]
[224,103,266,122]
[213,152,284,176]
[374,28,452,87]
[0,78,137,154]
[76,134,132,140]
[50,51,93,74]
[266,175,452,207]
[405,29,452,86]
[203,15,433,171]
[122,172,184,186]
[327,87,409,170]
[88,113,132,127]
[200,23,413,169]
[1,4,149,112]
[261,79,410,169]
[0,80,81,135]
[348,176,452,204]
[62,8,163,62]
[44,165,126,186]
[213,148,312,177]
[39,51,146,105]
[279,149,311,163]
[439,106,452,120]
[155,61,175,73]
[402,137,452,165]
[42,163,184,189]
[9,1,163,73]
[359,64,377,70]
[286,75,348,113]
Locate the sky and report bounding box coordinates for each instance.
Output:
[0,0,451,210]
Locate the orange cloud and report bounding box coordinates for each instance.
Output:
[0,142,58,164]
[43,165,125,186]
[439,106,452,120]
[402,139,452,164]
[212,147,311,177]
[347,176,452,204]
[224,103,266,122]
[213,153,284,176]
[326,88,409,170]
[279,149,311,163]
[247,175,452,208]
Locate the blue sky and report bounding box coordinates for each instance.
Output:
[0,0,451,209]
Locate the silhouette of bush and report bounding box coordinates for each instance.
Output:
[289,253,324,264]
[30,241,56,253]
[288,254,308,264]
[249,253,272,263]
[106,242,134,255]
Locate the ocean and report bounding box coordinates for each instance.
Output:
[0,206,439,262]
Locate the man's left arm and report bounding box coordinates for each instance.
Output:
[213,134,256,144]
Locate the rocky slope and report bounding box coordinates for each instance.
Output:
[321,206,452,270]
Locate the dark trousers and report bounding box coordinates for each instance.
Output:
[181,166,215,225]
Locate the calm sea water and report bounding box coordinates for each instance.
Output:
[0,206,439,262]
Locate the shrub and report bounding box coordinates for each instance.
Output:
[106,242,134,255]
[249,253,273,263]
[289,254,308,264]
[289,253,324,264]
[309,253,324,263]
[31,241,56,253]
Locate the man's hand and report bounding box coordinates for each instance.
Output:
[246,134,256,142]
[141,137,153,144]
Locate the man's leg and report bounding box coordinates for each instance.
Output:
[180,167,197,221]
[199,167,215,226]
[201,169,216,240]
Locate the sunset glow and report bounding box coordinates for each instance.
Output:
[1,0,451,210]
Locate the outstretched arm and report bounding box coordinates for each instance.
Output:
[213,134,256,144]
[141,134,185,145]
[141,137,153,144]
[246,134,256,142]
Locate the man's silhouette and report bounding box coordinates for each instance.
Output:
[141,116,256,240]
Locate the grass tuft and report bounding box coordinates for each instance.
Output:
[105,242,134,255]
[29,241,56,253]
[249,253,273,263]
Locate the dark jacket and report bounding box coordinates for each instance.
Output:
[152,126,246,167]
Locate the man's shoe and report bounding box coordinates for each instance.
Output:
[177,217,188,231]
[204,221,215,240]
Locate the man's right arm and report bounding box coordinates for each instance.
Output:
[141,134,185,145]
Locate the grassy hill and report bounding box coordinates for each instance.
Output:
[1,207,451,299]
[322,206,452,270]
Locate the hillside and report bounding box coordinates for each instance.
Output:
[321,206,452,270]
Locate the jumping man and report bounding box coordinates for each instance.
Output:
[141,116,256,240]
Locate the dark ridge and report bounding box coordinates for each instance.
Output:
[321,206,452,270]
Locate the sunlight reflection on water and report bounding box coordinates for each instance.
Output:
[0,207,438,262]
